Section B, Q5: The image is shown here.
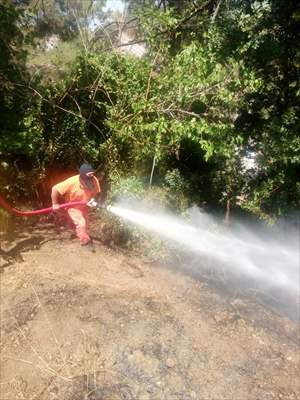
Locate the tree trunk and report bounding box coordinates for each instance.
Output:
[224,198,231,226]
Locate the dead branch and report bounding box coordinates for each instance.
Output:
[211,0,223,24]
[158,108,202,119]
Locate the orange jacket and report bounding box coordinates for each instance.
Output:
[52,174,100,204]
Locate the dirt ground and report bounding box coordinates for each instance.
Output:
[0,221,299,400]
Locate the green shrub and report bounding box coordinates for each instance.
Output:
[108,176,145,204]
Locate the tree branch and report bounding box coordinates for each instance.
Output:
[146,48,161,100]
[99,1,214,52]
[149,155,156,186]
[158,108,202,119]
[211,0,223,24]
[15,83,107,140]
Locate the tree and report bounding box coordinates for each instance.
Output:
[1,0,299,221]
[16,0,106,41]
[223,0,300,220]
[0,0,44,201]
[0,0,30,156]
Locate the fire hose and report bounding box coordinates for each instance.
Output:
[0,194,87,217]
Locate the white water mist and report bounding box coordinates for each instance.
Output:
[108,204,299,297]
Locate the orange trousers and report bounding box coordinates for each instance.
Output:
[67,207,90,244]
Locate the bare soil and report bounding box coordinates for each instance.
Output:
[0,221,299,400]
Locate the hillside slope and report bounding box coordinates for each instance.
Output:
[0,222,299,399]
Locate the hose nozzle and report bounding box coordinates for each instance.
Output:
[97,202,112,211]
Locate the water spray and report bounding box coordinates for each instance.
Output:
[107,203,299,300]
[1,193,298,312]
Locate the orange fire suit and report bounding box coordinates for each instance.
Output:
[52,175,100,244]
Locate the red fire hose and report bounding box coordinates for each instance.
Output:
[0,195,86,217]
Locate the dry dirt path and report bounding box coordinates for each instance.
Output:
[0,224,299,400]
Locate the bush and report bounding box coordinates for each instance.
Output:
[108,176,145,204]
[164,169,191,214]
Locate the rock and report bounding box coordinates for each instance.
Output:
[214,312,228,323]
[166,358,176,368]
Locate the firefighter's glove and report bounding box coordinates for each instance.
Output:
[87,198,98,208]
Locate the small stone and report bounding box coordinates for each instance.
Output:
[166,358,176,368]
[214,314,223,323]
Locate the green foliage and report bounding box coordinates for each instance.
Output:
[0,0,299,225]
[0,1,29,154]
[109,176,145,203]
[20,0,107,41]
[221,0,300,219]
[80,42,256,176]
[27,39,81,81]
[163,169,191,212]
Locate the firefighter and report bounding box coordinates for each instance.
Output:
[51,164,101,252]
